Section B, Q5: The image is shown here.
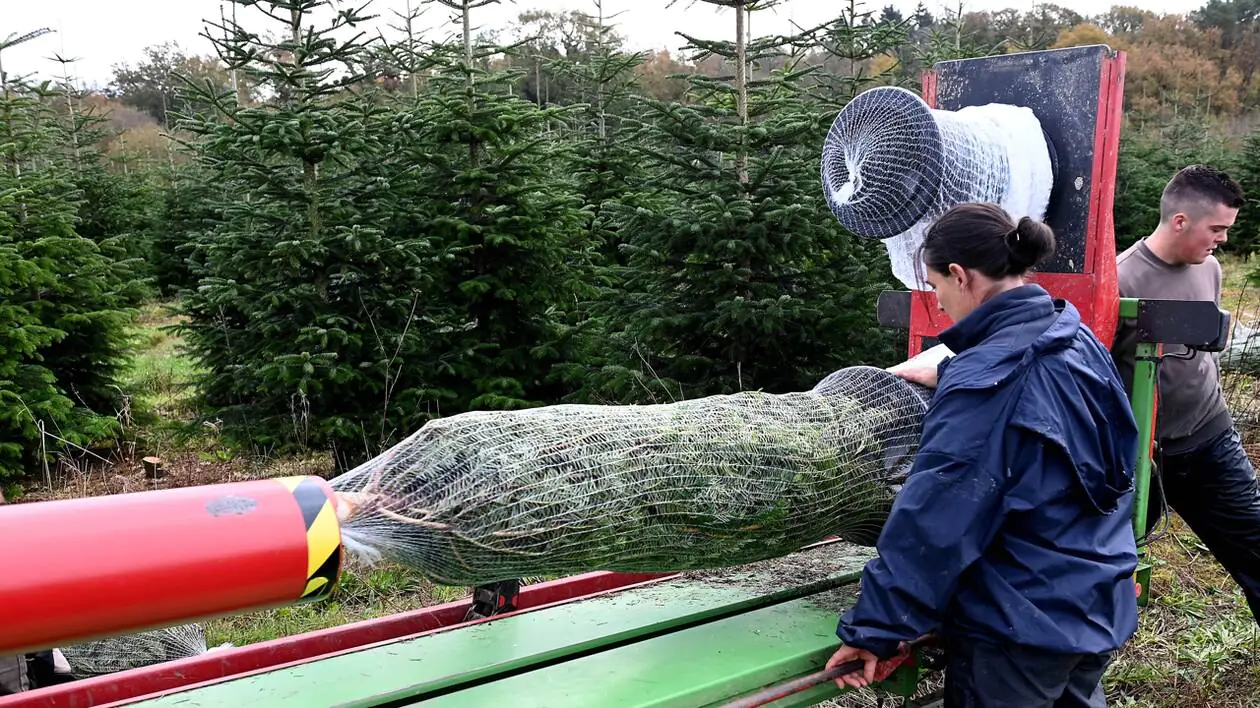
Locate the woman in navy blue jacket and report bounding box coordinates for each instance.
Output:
[827,203,1141,707]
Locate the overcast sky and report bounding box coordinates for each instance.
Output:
[2,0,1208,89]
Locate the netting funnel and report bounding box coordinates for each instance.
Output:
[330,366,931,586]
[821,85,1055,290]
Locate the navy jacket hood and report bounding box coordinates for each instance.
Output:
[936,284,1134,515]
[837,284,1140,659]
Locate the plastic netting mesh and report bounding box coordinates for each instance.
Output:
[331,366,931,586]
[821,85,1054,289]
[58,624,219,678]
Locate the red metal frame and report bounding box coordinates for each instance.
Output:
[906,50,1127,356]
[0,571,672,708]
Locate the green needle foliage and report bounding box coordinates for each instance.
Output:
[0,76,138,480]
[384,0,595,413]
[176,0,447,467]
[588,0,901,405]
[1231,128,1260,259]
[175,0,594,467]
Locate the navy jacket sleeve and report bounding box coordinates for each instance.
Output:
[835,386,1010,658]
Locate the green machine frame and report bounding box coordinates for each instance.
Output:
[1121,296,1232,606]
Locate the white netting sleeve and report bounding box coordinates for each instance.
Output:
[330,366,932,586]
[821,85,1054,289]
[58,624,221,678]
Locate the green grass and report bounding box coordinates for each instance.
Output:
[115,302,205,446]
[123,307,201,416]
[205,564,468,647]
[1105,517,1260,707]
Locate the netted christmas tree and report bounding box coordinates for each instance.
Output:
[332,365,931,585]
[58,624,220,678]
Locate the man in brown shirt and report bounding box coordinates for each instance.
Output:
[1111,164,1260,626]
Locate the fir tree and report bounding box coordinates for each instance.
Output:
[150,163,222,295]
[547,1,647,265]
[177,0,447,467]
[1231,127,1260,258]
[382,0,594,412]
[49,55,158,307]
[1114,119,1234,251]
[808,0,911,104]
[591,0,900,405]
[0,57,136,481]
[1113,129,1172,250]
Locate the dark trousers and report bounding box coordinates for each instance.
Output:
[0,655,28,695]
[943,640,1111,707]
[1145,425,1260,624]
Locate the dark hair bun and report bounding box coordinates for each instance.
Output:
[1005,216,1055,273]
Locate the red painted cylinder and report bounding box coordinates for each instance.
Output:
[0,476,343,656]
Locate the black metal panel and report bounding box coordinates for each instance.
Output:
[877,290,912,329]
[920,336,940,351]
[1135,300,1231,351]
[932,45,1111,275]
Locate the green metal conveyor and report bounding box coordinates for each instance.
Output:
[120,542,933,708]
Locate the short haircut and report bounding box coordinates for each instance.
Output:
[1160,164,1245,223]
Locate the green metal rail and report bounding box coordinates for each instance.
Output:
[1120,297,1157,606]
[122,544,901,708]
[1119,295,1230,607]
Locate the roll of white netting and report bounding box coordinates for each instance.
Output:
[330,366,932,586]
[58,624,215,678]
[821,86,1054,289]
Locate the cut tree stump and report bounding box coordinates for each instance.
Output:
[143,456,165,479]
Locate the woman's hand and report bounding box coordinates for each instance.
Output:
[886,360,939,388]
[825,644,880,689]
[825,638,922,691]
[885,343,951,389]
